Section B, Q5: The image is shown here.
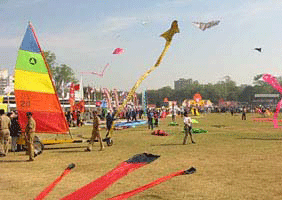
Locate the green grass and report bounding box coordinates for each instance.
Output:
[1,113,282,200]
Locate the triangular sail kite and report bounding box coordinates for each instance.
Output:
[14,22,69,134]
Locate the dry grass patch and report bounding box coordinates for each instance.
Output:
[1,113,282,199]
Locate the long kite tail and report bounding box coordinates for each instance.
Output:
[61,153,160,200]
[101,63,110,76]
[262,74,282,128]
[108,167,196,200]
[34,163,75,200]
[107,20,179,139]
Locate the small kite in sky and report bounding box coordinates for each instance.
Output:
[254,48,262,52]
[192,20,220,31]
[80,63,109,77]
[113,48,124,54]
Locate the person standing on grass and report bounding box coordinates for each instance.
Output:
[8,112,21,152]
[147,109,154,130]
[0,109,11,156]
[242,107,247,120]
[183,113,195,145]
[171,105,176,122]
[105,110,114,138]
[154,110,159,127]
[86,110,104,151]
[25,112,36,161]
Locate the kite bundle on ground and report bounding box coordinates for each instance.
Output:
[168,122,179,126]
[182,128,208,134]
[35,153,196,200]
[192,128,208,134]
[151,130,169,136]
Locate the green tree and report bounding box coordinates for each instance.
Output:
[43,51,78,97]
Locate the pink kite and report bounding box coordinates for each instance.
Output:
[262,74,282,128]
[80,63,109,77]
[113,48,124,54]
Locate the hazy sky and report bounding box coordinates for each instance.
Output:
[1,0,282,92]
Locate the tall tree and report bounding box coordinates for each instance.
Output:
[43,51,78,97]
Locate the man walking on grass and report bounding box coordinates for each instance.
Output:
[86,110,104,151]
[183,113,195,145]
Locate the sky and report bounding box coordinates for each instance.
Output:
[1,0,282,92]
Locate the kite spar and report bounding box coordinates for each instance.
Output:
[104,20,179,145]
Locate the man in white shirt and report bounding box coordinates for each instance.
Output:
[183,113,195,144]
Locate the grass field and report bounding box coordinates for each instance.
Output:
[1,113,282,200]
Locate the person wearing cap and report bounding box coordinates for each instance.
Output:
[25,112,36,161]
[86,110,104,151]
[0,109,11,156]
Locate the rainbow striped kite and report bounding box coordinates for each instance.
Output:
[14,22,69,134]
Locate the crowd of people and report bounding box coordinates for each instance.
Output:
[0,110,35,161]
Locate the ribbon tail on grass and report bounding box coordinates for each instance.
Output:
[34,163,75,200]
[61,153,160,200]
[108,167,196,200]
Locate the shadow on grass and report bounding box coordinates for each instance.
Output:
[44,146,86,150]
[53,150,87,153]
[152,143,184,146]
[236,138,282,141]
[0,160,28,162]
[211,125,226,128]
[140,194,164,199]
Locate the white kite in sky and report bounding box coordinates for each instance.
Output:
[192,20,220,31]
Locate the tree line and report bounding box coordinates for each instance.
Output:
[142,75,282,107]
[43,51,281,106]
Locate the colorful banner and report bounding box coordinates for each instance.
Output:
[14,22,69,134]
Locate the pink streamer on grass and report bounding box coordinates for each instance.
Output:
[262,74,282,128]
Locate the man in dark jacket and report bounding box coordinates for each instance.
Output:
[105,111,114,138]
[8,113,21,152]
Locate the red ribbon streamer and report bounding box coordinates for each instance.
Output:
[35,164,75,200]
[61,162,145,200]
[108,167,196,200]
[61,153,160,200]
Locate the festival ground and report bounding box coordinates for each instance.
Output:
[1,113,282,200]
